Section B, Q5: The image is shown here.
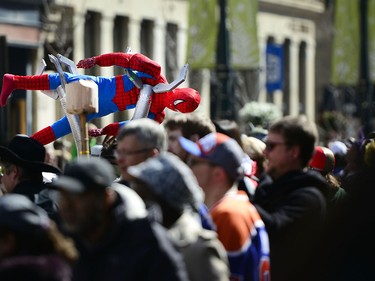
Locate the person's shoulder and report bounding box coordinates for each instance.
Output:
[111,183,148,220]
[211,191,262,228]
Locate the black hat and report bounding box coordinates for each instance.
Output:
[0,135,61,174]
[51,157,115,193]
[0,194,50,234]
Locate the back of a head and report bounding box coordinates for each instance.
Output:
[165,113,215,139]
[117,118,167,152]
[0,194,52,257]
[127,152,204,212]
[213,119,242,148]
[241,135,266,161]
[0,194,50,236]
[183,113,216,139]
[100,135,118,166]
[309,146,335,176]
[269,115,318,166]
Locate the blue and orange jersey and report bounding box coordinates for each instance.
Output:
[210,190,270,281]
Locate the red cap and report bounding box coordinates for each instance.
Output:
[309,146,335,175]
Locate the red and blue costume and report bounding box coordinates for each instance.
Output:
[0,53,200,145]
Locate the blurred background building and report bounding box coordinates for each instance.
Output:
[0,0,374,145]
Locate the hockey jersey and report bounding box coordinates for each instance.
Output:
[210,190,270,281]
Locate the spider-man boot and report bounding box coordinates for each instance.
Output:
[0,73,50,106]
[31,126,57,145]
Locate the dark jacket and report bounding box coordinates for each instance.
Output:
[252,170,328,281]
[71,185,189,281]
[13,180,60,222]
[12,180,45,203]
[320,166,375,281]
[0,255,72,281]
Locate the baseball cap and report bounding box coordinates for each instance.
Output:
[0,194,50,234]
[127,152,204,211]
[309,146,335,175]
[328,141,348,156]
[51,157,115,193]
[179,132,244,180]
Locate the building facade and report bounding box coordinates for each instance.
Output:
[0,0,329,144]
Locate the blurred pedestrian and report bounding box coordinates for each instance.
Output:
[128,152,230,281]
[115,118,167,186]
[309,146,346,210]
[164,112,216,162]
[0,135,61,218]
[164,112,217,229]
[51,157,189,281]
[180,132,270,281]
[252,115,328,281]
[0,194,77,280]
[213,119,258,199]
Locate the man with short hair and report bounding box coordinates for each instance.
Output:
[180,132,270,281]
[164,113,216,162]
[51,157,189,281]
[252,115,329,281]
[115,118,167,185]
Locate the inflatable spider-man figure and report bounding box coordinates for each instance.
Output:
[0,52,200,145]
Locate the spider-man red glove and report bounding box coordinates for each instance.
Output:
[88,123,121,137]
[77,52,161,84]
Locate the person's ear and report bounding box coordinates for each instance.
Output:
[212,166,226,180]
[11,165,20,179]
[290,145,300,159]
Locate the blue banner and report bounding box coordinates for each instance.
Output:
[266,43,284,92]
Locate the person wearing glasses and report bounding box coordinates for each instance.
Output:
[179,132,270,281]
[252,115,329,281]
[115,118,167,186]
[50,157,189,281]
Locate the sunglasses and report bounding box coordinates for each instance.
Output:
[114,147,154,159]
[264,141,289,151]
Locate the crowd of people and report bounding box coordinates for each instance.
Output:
[1,110,375,281]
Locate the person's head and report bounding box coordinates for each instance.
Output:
[309,146,335,176]
[264,115,318,179]
[328,140,348,175]
[309,146,341,190]
[241,134,266,177]
[0,135,61,193]
[51,158,118,242]
[0,194,77,263]
[164,113,215,162]
[99,135,120,177]
[179,132,244,207]
[213,119,243,148]
[127,152,204,227]
[116,118,167,182]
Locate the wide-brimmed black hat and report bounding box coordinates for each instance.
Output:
[0,134,61,174]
